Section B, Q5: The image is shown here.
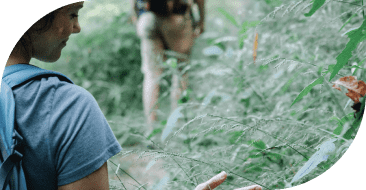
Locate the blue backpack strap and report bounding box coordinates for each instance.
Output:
[0,64,74,190]
[2,64,73,88]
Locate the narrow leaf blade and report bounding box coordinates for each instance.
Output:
[217,8,239,27]
[291,76,324,107]
[304,0,326,17]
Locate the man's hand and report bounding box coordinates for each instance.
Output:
[194,171,262,190]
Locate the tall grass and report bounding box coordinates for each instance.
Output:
[32,0,365,189]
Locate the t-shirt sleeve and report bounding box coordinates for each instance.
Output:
[48,81,122,186]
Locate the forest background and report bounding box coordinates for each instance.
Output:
[27,0,366,189]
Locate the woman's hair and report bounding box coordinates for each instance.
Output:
[147,0,188,17]
[18,8,61,56]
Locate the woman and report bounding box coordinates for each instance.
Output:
[132,0,205,131]
[4,2,121,189]
[2,1,261,190]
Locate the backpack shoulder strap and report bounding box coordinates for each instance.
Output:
[0,64,73,190]
[2,64,73,88]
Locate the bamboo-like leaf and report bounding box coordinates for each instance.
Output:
[217,8,239,27]
[161,106,184,142]
[352,58,366,75]
[291,76,324,107]
[145,160,156,171]
[334,113,354,135]
[282,68,307,93]
[290,139,336,184]
[252,140,267,150]
[330,19,366,81]
[339,12,358,32]
[304,0,326,17]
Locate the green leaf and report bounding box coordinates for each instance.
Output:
[282,68,307,93]
[330,113,353,136]
[352,57,366,75]
[147,128,163,140]
[344,96,365,139]
[239,21,260,35]
[291,76,324,107]
[339,12,358,32]
[217,8,239,27]
[166,58,178,68]
[266,152,282,162]
[304,0,326,17]
[252,140,267,150]
[322,64,335,74]
[330,19,366,81]
[238,34,248,49]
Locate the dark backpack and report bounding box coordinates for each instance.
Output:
[0,64,73,190]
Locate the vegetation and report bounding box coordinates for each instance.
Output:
[32,0,366,189]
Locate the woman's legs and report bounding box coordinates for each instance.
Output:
[170,57,189,111]
[143,63,162,131]
[141,38,164,132]
[137,13,165,131]
[161,14,195,111]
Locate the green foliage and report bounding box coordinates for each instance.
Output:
[330,19,366,81]
[252,140,267,150]
[91,0,366,189]
[291,76,324,107]
[282,68,307,93]
[69,13,143,116]
[330,113,353,135]
[304,0,326,17]
[217,8,239,27]
[339,12,358,32]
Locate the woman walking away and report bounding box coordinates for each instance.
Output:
[131,0,205,132]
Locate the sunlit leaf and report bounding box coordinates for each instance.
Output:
[290,139,336,184]
[145,160,156,171]
[161,107,184,142]
[202,89,217,106]
[291,76,324,107]
[304,0,326,17]
[152,176,170,190]
[217,8,239,27]
[352,58,366,75]
[202,46,224,56]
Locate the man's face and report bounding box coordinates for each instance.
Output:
[29,2,84,62]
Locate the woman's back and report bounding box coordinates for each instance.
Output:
[11,70,121,189]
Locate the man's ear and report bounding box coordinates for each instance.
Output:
[146,2,150,11]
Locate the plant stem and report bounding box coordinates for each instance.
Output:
[108,160,146,190]
[145,150,271,189]
[207,114,310,160]
[333,0,364,6]
[363,0,365,18]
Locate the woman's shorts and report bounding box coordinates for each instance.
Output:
[136,12,194,74]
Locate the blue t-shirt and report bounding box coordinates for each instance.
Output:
[12,73,122,189]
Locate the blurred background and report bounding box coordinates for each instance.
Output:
[32,0,366,189]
